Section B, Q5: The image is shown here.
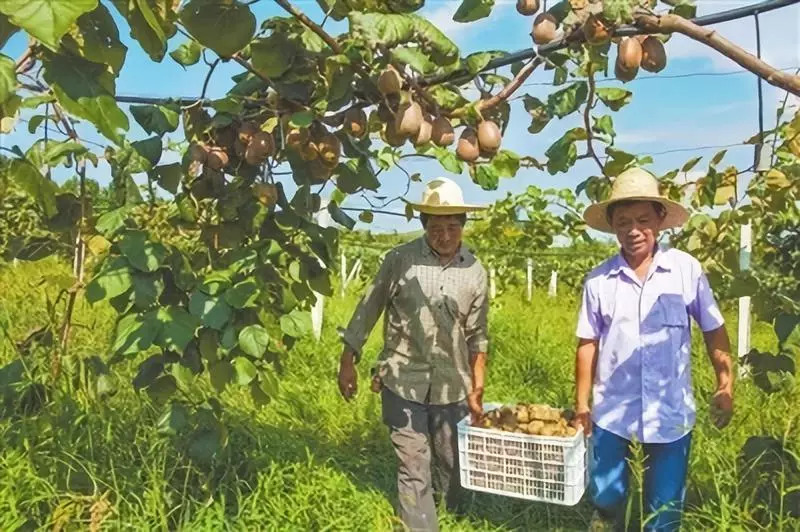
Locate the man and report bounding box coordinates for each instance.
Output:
[337,177,490,532]
[573,167,735,531]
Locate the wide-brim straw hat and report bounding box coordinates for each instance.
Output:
[583,167,690,233]
[404,177,487,215]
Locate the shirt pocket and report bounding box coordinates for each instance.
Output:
[656,294,689,368]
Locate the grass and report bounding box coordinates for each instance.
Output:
[0,258,798,531]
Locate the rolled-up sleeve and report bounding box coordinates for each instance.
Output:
[465,267,490,355]
[688,263,725,332]
[576,280,601,340]
[339,251,396,361]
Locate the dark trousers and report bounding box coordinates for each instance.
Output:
[380,386,469,532]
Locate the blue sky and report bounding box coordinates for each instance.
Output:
[1,0,798,234]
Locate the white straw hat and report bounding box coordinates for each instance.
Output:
[404,177,487,215]
[583,167,690,233]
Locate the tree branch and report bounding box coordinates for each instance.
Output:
[635,12,800,96]
[451,58,543,118]
[274,0,342,54]
[582,66,606,177]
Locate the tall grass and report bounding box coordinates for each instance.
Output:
[0,260,797,531]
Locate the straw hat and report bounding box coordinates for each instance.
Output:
[583,167,690,233]
[404,177,486,215]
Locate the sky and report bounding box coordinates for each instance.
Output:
[1,0,799,234]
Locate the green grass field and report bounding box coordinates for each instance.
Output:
[1,258,798,531]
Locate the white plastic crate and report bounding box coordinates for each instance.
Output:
[457,402,588,506]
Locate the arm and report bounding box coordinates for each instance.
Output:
[574,338,598,435]
[703,324,734,428]
[465,269,490,423]
[467,351,487,424]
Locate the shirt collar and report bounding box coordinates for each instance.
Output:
[608,243,672,277]
[420,236,467,265]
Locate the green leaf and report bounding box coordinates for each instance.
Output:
[9,159,58,217]
[238,325,270,358]
[328,201,355,230]
[189,291,233,331]
[433,146,463,174]
[157,401,190,436]
[596,88,633,111]
[681,156,703,173]
[86,256,133,303]
[250,34,296,79]
[0,13,18,48]
[95,206,132,237]
[151,163,181,194]
[257,366,280,398]
[132,354,163,390]
[62,3,127,74]
[280,309,313,338]
[775,314,800,346]
[0,53,17,104]
[200,271,232,296]
[391,46,436,75]
[132,136,163,167]
[132,272,164,309]
[42,54,129,144]
[156,306,200,353]
[545,127,586,175]
[427,85,469,111]
[592,115,615,142]
[349,12,459,66]
[335,157,380,193]
[0,0,97,51]
[603,147,637,177]
[289,110,314,128]
[110,0,176,62]
[670,1,697,19]
[180,0,255,58]
[523,95,551,134]
[453,0,495,23]
[547,82,588,119]
[490,150,520,178]
[169,39,203,67]
[209,360,235,393]
[146,375,177,403]
[233,356,258,386]
[112,311,159,355]
[710,149,727,166]
[474,164,499,190]
[603,0,636,24]
[465,51,505,74]
[118,230,168,272]
[131,104,180,135]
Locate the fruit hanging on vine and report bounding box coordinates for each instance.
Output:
[618,37,643,71]
[395,100,423,137]
[583,15,611,45]
[614,59,638,82]
[383,119,407,147]
[516,0,540,16]
[431,116,455,147]
[532,13,558,45]
[377,65,403,96]
[456,127,480,162]
[640,36,667,73]
[318,133,341,168]
[414,115,433,146]
[206,147,229,170]
[238,121,260,144]
[187,142,208,163]
[252,183,278,207]
[343,107,368,138]
[299,141,320,161]
[477,120,502,154]
[286,127,310,150]
[245,131,275,166]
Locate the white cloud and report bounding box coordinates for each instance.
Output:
[420,1,512,47]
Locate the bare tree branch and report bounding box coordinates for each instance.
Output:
[452,58,544,118]
[274,0,342,54]
[635,12,800,96]
[582,65,606,177]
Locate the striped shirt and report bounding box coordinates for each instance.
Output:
[340,237,490,405]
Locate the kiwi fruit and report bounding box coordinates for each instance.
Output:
[477,120,502,154]
[431,116,455,147]
[245,132,275,165]
[343,107,368,138]
[377,65,403,96]
[299,141,319,161]
[614,58,638,82]
[583,14,611,45]
[286,127,309,150]
[187,143,208,163]
[237,121,260,144]
[414,115,433,146]
[516,0,540,16]
[206,147,229,170]
[395,100,423,137]
[532,13,558,45]
[456,127,480,162]
[308,160,332,184]
[640,36,667,73]
[318,133,341,168]
[252,183,278,207]
[383,120,407,147]
[618,36,643,70]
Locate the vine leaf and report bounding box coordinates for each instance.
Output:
[0,53,17,104]
[189,290,233,330]
[0,0,97,51]
[9,159,58,217]
[681,156,703,173]
[169,39,203,67]
[251,34,296,79]
[392,47,437,75]
[110,0,177,62]
[349,12,459,65]
[238,324,270,358]
[453,0,495,23]
[112,311,159,355]
[523,95,551,134]
[131,103,180,135]
[85,256,134,303]
[42,54,129,144]
[150,162,181,194]
[545,127,587,175]
[180,0,256,58]
[119,230,168,272]
[547,82,588,119]
[156,306,200,352]
[232,357,258,386]
[0,13,18,47]
[595,88,633,112]
[280,309,313,338]
[62,4,127,74]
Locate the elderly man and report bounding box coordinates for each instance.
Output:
[337,177,490,532]
[573,167,735,531]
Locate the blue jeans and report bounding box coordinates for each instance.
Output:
[589,424,693,531]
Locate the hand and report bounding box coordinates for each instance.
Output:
[572,409,592,436]
[338,356,357,401]
[467,387,484,425]
[370,374,382,393]
[710,387,733,429]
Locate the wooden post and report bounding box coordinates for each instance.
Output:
[526,258,533,302]
[489,266,496,299]
[548,270,557,298]
[738,222,752,375]
[311,200,331,341]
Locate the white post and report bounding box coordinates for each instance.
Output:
[526,258,533,302]
[312,200,332,341]
[489,266,496,299]
[738,222,752,375]
[548,270,558,298]
[340,251,347,296]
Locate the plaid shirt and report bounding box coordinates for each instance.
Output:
[340,237,490,405]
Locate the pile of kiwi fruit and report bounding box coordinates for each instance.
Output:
[475,403,580,437]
